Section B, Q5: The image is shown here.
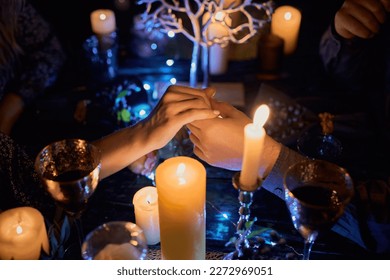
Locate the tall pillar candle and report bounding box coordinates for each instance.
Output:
[240,104,270,191]
[204,12,230,75]
[270,6,301,55]
[0,207,49,260]
[155,156,206,260]
[133,186,160,245]
[88,9,118,80]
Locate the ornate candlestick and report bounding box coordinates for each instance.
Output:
[224,172,262,260]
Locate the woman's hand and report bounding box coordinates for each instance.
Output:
[0,93,24,135]
[94,85,219,179]
[141,85,220,151]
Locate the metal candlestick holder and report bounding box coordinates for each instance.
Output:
[224,172,262,260]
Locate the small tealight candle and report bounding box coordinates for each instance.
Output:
[270,5,302,55]
[240,104,270,191]
[90,9,116,35]
[0,207,49,260]
[133,186,160,245]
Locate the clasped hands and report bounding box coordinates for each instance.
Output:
[148,85,252,171]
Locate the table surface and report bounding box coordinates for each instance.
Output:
[12,56,390,260]
[77,156,381,261]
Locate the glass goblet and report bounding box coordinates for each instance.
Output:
[34,139,101,245]
[283,159,354,260]
[81,221,148,260]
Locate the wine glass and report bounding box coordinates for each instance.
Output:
[283,159,354,260]
[34,139,101,246]
[296,125,343,163]
[81,221,148,260]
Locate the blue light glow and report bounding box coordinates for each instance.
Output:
[150,43,157,50]
[166,59,174,66]
[191,62,197,70]
[143,83,151,91]
[139,109,147,117]
[132,103,152,120]
[170,78,177,84]
[167,31,175,38]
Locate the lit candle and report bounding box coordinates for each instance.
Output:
[155,156,206,260]
[90,9,116,36]
[0,207,49,260]
[270,5,302,55]
[240,104,270,191]
[133,186,160,245]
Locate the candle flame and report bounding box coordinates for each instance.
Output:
[253,104,270,128]
[99,13,107,21]
[284,11,292,21]
[176,163,187,185]
[16,225,23,235]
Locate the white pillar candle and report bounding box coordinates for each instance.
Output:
[155,156,206,260]
[90,9,116,35]
[204,11,230,75]
[240,104,270,191]
[133,186,160,245]
[0,207,49,260]
[209,44,229,75]
[270,5,302,55]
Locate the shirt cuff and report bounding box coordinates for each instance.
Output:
[262,145,306,199]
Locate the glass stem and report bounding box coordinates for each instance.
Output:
[302,231,318,260]
[302,239,314,260]
[69,216,85,247]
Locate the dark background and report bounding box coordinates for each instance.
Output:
[28,0,344,85]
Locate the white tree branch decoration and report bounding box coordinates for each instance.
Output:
[137,0,274,87]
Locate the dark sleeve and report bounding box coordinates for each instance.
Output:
[319,23,383,92]
[262,145,367,250]
[6,2,66,105]
[0,132,55,218]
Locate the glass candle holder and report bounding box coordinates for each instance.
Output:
[83,32,118,85]
[81,221,148,260]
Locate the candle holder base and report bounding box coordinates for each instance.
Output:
[224,172,263,260]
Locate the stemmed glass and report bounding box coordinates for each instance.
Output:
[34,139,101,248]
[283,159,354,260]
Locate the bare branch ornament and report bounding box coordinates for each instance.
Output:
[136,0,274,87]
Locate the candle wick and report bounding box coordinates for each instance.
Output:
[16,225,23,235]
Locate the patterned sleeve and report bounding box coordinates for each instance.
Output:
[262,145,306,199]
[0,132,55,217]
[6,2,66,105]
